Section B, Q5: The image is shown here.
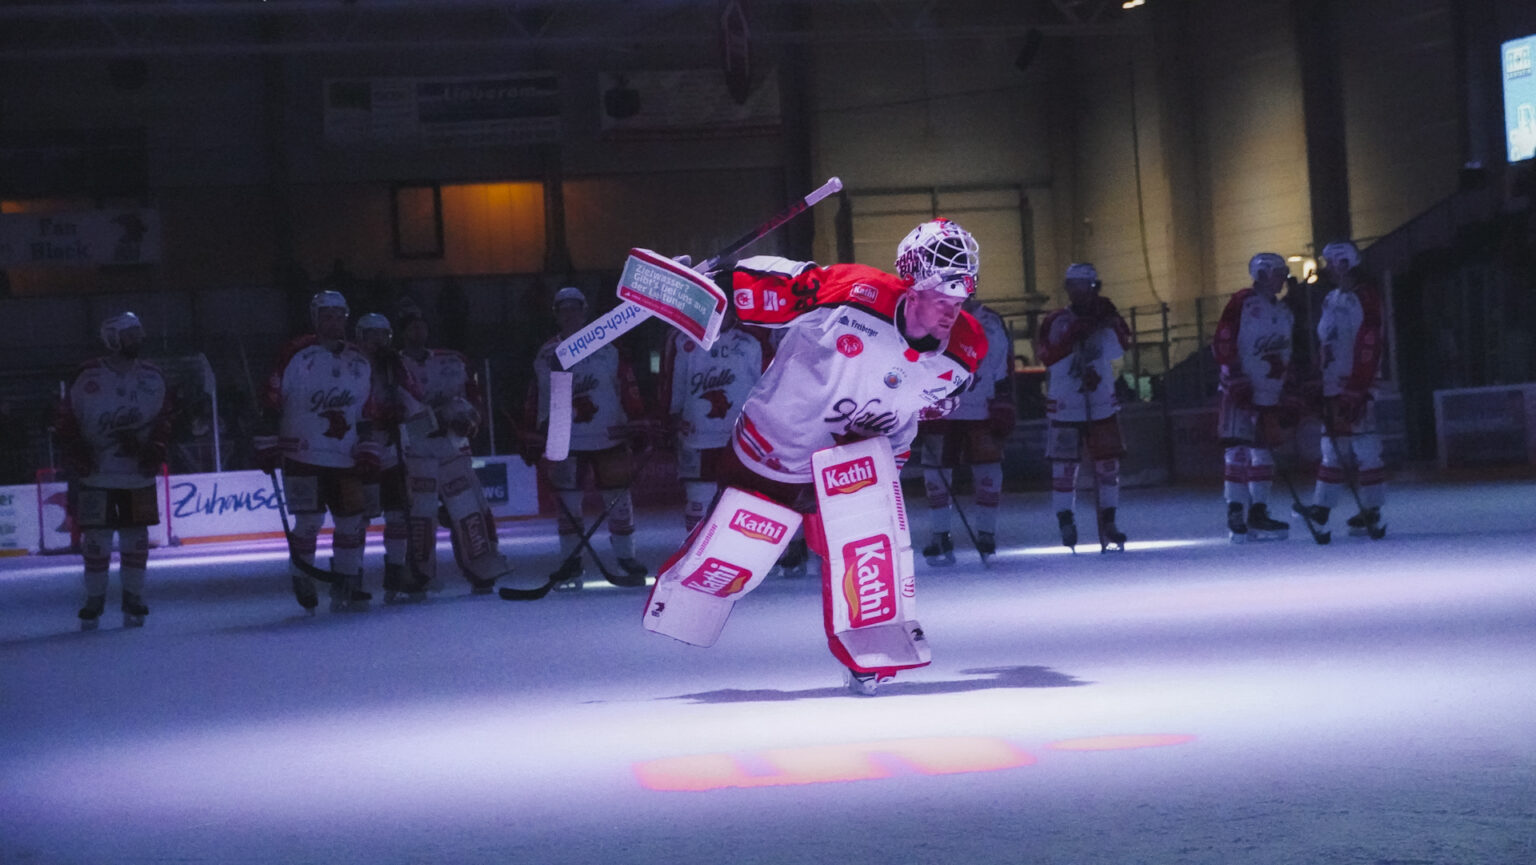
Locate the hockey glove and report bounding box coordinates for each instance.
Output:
[253,434,284,474]
[1336,388,1369,425]
[516,431,546,467]
[352,440,383,478]
[987,400,1018,437]
[1220,371,1254,407]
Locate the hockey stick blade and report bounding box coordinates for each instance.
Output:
[498,578,561,602]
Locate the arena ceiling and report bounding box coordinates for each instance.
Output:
[0,0,1139,61]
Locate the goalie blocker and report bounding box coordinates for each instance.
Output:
[643,437,928,677]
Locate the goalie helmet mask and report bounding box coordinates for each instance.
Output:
[1321,241,1360,273]
[310,290,349,327]
[100,311,143,352]
[895,218,979,298]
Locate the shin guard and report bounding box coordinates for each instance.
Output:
[643,487,801,647]
[813,438,930,673]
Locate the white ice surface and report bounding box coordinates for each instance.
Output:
[2,478,1534,865]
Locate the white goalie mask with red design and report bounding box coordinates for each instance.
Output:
[895,218,980,298]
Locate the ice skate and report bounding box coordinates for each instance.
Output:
[975,531,997,557]
[1246,503,1290,541]
[922,531,955,566]
[1292,502,1330,526]
[1227,501,1248,543]
[382,563,428,605]
[1347,507,1386,539]
[608,558,649,588]
[1057,510,1078,552]
[121,592,148,628]
[842,667,890,697]
[466,572,502,595]
[78,595,106,631]
[551,558,585,592]
[291,573,319,615]
[1097,507,1127,552]
[329,578,372,613]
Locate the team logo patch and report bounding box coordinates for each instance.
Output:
[410,477,437,494]
[458,512,489,558]
[883,371,902,389]
[442,476,469,498]
[821,456,878,496]
[681,557,753,597]
[841,535,896,627]
[939,370,953,381]
[851,284,879,303]
[733,289,755,310]
[729,509,788,544]
[836,334,864,358]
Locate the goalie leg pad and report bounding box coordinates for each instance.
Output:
[813,437,930,673]
[643,486,802,648]
[437,452,510,581]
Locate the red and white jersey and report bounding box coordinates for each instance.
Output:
[57,359,172,489]
[366,352,425,470]
[263,336,375,469]
[1035,305,1132,422]
[659,325,769,450]
[532,338,645,453]
[401,347,480,412]
[1212,289,1295,406]
[1317,279,1384,397]
[950,303,1011,421]
[728,256,986,484]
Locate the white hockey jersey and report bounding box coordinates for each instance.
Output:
[263,336,375,469]
[658,326,768,450]
[56,358,172,489]
[1317,280,1385,397]
[728,257,987,484]
[401,348,479,411]
[1035,300,1132,422]
[1212,288,1295,407]
[949,303,1012,421]
[531,338,644,453]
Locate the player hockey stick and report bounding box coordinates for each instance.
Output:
[932,468,991,568]
[1277,451,1331,545]
[1077,342,1123,553]
[266,470,344,584]
[1342,447,1387,540]
[498,444,657,601]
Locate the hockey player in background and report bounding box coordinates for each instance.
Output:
[1293,240,1389,538]
[658,309,770,533]
[526,287,652,588]
[918,295,1015,563]
[1034,263,1133,552]
[396,306,502,591]
[1213,253,1297,542]
[642,218,987,695]
[256,290,379,613]
[55,312,173,630]
[354,313,431,602]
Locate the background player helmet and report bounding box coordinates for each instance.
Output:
[895,218,979,298]
[355,312,392,338]
[1321,241,1360,272]
[1064,262,1099,285]
[99,311,143,352]
[1248,252,1288,281]
[310,290,349,327]
[552,286,588,311]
